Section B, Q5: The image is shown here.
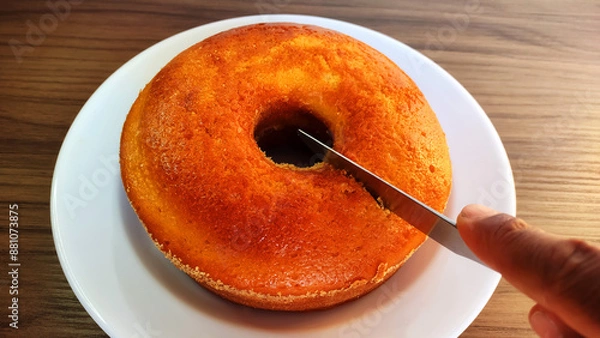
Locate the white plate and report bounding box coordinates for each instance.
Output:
[51,15,516,338]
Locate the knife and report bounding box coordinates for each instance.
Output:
[298,129,486,267]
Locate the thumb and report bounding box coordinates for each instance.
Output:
[529,304,582,338]
[456,204,600,338]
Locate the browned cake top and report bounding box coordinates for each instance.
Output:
[120,23,452,310]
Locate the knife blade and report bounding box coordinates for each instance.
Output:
[298,129,486,267]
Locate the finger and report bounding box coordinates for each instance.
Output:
[456,204,600,338]
[529,304,583,338]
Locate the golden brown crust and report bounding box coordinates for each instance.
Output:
[120,23,452,311]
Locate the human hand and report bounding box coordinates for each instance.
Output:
[456,204,600,338]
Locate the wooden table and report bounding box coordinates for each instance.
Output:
[1,0,598,337]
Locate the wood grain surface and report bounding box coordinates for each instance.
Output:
[1,0,598,337]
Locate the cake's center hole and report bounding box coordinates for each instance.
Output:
[254,108,333,168]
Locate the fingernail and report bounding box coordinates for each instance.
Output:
[530,310,562,338]
[458,204,498,221]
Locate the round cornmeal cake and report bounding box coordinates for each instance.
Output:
[120,23,452,311]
